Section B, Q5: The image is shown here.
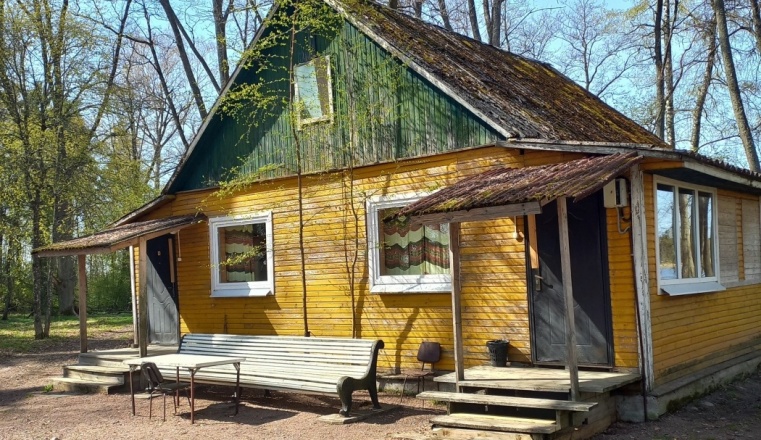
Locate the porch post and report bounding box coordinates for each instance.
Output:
[630,165,654,392]
[77,254,87,353]
[138,237,149,357]
[557,197,580,401]
[449,222,464,386]
[129,246,138,347]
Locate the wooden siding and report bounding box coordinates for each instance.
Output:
[141,147,638,373]
[719,195,739,283]
[646,175,761,387]
[606,206,639,369]
[170,18,501,193]
[742,198,761,280]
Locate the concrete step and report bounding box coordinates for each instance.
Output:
[418,391,596,412]
[431,414,559,435]
[62,365,132,383]
[51,377,128,394]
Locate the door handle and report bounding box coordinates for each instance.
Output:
[534,274,553,291]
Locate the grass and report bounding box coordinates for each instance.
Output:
[0,313,133,355]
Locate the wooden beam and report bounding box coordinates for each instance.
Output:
[557,197,580,401]
[129,246,139,347]
[629,165,654,392]
[449,223,464,386]
[77,254,88,353]
[138,237,149,358]
[410,202,542,227]
[527,215,539,269]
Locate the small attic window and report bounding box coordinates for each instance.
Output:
[294,56,333,126]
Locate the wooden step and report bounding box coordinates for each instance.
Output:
[51,377,126,394]
[431,414,559,434]
[418,391,596,412]
[77,354,133,368]
[63,365,131,383]
[390,426,543,440]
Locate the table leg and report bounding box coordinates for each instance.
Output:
[234,362,241,416]
[175,367,180,408]
[129,366,136,416]
[190,368,196,424]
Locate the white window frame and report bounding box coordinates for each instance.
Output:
[209,212,274,298]
[654,177,723,296]
[294,55,333,128]
[366,194,452,294]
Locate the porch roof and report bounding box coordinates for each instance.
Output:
[396,153,642,224]
[33,214,206,257]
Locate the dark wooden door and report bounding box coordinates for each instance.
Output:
[528,193,613,366]
[146,235,179,345]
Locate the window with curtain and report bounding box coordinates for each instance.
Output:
[367,196,451,293]
[209,213,274,297]
[379,207,450,276]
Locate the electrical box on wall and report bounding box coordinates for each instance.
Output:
[603,178,629,208]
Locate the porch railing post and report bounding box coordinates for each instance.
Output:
[557,197,580,401]
[449,222,464,387]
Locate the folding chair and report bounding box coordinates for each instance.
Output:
[141,362,191,421]
[400,341,441,403]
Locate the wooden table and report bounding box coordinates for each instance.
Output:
[124,353,245,424]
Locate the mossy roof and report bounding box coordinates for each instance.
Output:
[344,0,666,145]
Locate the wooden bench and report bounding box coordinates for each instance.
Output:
[163,333,385,416]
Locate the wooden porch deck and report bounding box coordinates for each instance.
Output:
[78,345,177,364]
[434,365,641,394]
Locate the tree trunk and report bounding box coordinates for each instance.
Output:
[32,192,45,339]
[288,15,309,338]
[489,0,504,46]
[468,0,482,41]
[712,0,760,170]
[0,232,5,321]
[56,257,77,314]
[679,195,695,278]
[690,15,716,153]
[414,0,422,18]
[143,3,191,151]
[653,0,665,140]
[437,0,453,31]
[157,0,208,120]
[212,0,230,86]
[750,0,761,54]
[663,0,676,147]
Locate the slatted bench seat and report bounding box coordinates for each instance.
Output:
[163,333,385,416]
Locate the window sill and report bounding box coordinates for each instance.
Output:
[660,281,725,296]
[371,283,452,294]
[210,287,273,298]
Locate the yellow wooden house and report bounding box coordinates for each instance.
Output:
[36,0,761,434]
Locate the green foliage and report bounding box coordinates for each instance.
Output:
[86,252,132,314]
[0,313,133,355]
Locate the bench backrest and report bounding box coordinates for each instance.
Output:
[178,333,381,380]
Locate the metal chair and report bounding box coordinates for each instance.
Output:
[400,341,441,403]
[141,362,191,421]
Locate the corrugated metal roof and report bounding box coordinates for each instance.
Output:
[396,153,642,218]
[34,215,206,257]
[344,1,667,146]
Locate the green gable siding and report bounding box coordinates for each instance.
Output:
[169,17,502,193]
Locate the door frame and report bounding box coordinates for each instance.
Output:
[525,194,615,367]
[146,234,180,345]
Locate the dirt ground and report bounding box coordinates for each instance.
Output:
[1,327,761,440]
